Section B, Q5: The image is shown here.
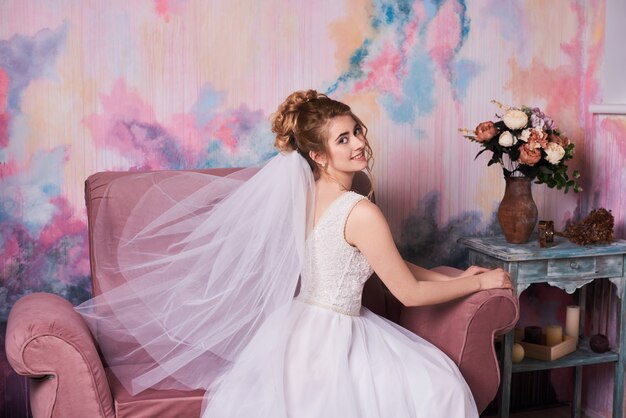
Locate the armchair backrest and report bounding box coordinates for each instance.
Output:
[84,168,243,296]
[84,167,375,297]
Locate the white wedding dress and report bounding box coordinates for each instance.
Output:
[202,191,478,417]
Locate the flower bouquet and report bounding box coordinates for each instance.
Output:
[460,101,582,243]
[460,100,581,193]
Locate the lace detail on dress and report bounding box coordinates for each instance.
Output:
[298,192,373,316]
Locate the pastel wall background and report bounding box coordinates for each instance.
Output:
[1,0,623,416]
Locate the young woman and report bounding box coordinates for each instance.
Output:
[78,90,511,417]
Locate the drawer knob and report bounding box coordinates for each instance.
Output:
[570,261,580,270]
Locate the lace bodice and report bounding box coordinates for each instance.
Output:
[298,192,374,316]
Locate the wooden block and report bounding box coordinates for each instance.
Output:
[519,335,577,361]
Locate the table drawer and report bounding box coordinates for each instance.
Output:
[547,257,596,277]
[517,255,623,281]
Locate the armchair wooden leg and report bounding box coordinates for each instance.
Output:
[499,331,513,418]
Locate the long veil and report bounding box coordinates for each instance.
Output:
[76,151,315,395]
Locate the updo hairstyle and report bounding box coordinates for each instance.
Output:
[271,89,373,176]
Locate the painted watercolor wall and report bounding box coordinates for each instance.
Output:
[581,113,626,417]
[1,0,622,416]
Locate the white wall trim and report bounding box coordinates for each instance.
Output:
[603,0,626,103]
[589,103,626,115]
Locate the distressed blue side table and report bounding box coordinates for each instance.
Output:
[458,235,626,418]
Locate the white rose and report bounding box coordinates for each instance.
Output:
[519,129,531,142]
[544,142,566,164]
[502,109,528,130]
[498,131,515,147]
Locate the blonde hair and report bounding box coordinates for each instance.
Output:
[271,90,374,185]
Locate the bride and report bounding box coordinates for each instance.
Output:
[78,90,512,417]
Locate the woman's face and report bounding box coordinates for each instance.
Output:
[322,114,368,174]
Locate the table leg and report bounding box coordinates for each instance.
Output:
[572,365,582,418]
[613,276,626,418]
[578,285,586,347]
[571,285,585,418]
[499,330,514,418]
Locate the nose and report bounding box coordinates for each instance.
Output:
[353,134,365,148]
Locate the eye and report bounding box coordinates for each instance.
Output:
[338,136,349,144]
[354,125,363,136]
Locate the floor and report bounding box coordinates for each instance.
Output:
[483,405,595,418]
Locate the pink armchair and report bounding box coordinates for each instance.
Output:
[6,168,519,417]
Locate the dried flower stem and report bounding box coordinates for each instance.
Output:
[490,99,512,111]
[458,128,476,137]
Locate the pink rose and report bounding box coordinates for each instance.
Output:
[528,128,547,148]
[518,143,541,166]
[547,133,570,148]
[475,121,498,142]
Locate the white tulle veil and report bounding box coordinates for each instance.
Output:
[76,151,315,395]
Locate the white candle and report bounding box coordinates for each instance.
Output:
[545,324,563,346]
[566,305,580,339]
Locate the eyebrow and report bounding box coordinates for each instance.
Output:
[334,122,359,142]
[334,131,350,142]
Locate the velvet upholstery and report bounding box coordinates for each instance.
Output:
[105,368,204,418]
[6,292,115,418]
[400,266,519,412]
[84,168,243,296]
[5,168,519,417]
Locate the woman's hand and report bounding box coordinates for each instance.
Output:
[458,265,490,278]
[476,268,512,291]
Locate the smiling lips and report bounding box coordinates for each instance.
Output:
[352,151,365,161]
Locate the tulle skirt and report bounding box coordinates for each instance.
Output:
[202,300,478,417]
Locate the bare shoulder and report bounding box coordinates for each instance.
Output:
[348,198,385,225]
[345,197,391,246]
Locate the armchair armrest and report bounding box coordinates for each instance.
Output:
[398,266,519,413]
[6,292,115,418]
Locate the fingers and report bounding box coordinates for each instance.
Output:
[471,266,513,291]
[478,268,512,291]
[500,271,512,289]
[466,265,489,275]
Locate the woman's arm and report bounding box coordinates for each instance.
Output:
[346,200,511,307]
[405,261,491,282]
[405,261,450,281]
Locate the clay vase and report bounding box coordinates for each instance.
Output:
[497,177,538,244]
